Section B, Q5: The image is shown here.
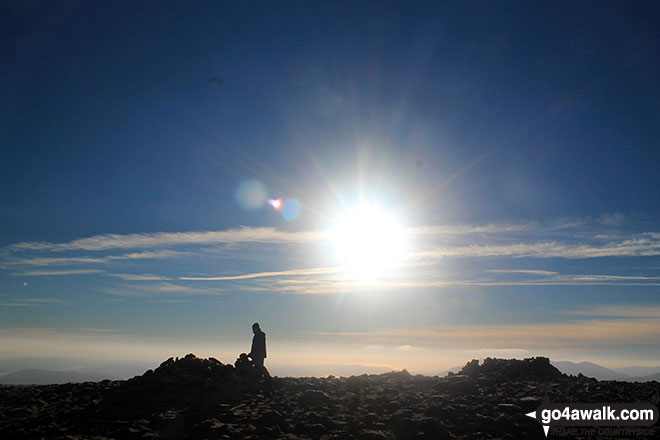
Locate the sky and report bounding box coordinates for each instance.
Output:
[1,1,659,376]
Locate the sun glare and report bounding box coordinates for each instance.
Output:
[329,204,406,279]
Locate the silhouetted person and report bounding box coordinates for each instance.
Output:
[248,322,271,379]
[234,353,259,379]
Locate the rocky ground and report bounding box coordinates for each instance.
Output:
[0,355,658,440]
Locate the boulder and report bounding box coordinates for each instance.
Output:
[299,389,331,405]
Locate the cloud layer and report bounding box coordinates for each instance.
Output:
[2,217,659,297]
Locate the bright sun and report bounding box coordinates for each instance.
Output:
[329,204,406,279]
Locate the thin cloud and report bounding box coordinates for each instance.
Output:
[143,283,198,293]
[80,328,119,333]
[239,269,660,295]
[313,331,372,336]
[106,273,172,281]
[8,227,326,252]
[6,222,539,254]
[407,222,534,236]
[313,319,660,348]
[100,283,225,296]
[108,250,188,260]
[6,250,186,268]
[5,220,659,290]
[180,267,340,281]
[6,221,659,264]
[7,256,107,266]
[411,233,660,260]
[99,287,152,297]
[19,297,72,305]
[559,275,660,281]
[16,269,104,276]
[486,269,558,276]
[564,305,660,319]
[138,282,224,294]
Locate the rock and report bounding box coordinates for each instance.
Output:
[1,355,658,440]
[434,376,478,394]
[382,369,412,382]
[496,403,523,413]
[299,389,331,405]
[458,357,563,380]
[295,422,327,435]
[345,375,370,392]
[259,410,284,427]
[358,429,390,440]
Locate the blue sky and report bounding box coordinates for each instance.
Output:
[1,1,659,375]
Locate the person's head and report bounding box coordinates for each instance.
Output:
[252,322,260,333]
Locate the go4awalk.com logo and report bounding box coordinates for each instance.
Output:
[525,396,658,437]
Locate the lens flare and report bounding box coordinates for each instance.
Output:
[281,198,300,221]
[235,179,267,210]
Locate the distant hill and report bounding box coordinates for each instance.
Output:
[0,368,117,385]
[551,360,630,380]
[0,357,86,374]
[612,366,660,377]
[637,372,660,382]
[552,360,660,382]
[0,357,155,380]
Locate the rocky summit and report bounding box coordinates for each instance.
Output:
[1,355,658,439]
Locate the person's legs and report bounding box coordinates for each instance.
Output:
[253,356,272,379]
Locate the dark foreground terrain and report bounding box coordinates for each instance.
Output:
[1,355,658,440]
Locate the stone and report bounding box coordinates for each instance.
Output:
[1,355,658,440]
[299,389,331,405]
[259,410,284,427]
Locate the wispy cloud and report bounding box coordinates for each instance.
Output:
[7,256,108,266]
[106,273,172,281]
[2,221,546,256]
[408,223,534,236]
[19,297,72,305]
[560,275,660,281]
[4,220,660,294]
[16,269,104,276]
[486,269,558,276]
[8,218,654,255]
[312,319,660,348]
[180,267,340,281]
[108,250,188,260]
[410,233,660,260]
[80,328,119,333]
[6,250,187,268]
[564,305,660,319]
[0,298,71,307]
[100,282,225,296]
[8,227,325,252]
[210,268,660,295]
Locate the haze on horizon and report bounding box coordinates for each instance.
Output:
[1,1,659,377]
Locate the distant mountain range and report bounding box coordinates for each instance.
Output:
[551,360,660,382]
[0,369,118,385]
[0,357,154,385]
[0,357,658,384]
